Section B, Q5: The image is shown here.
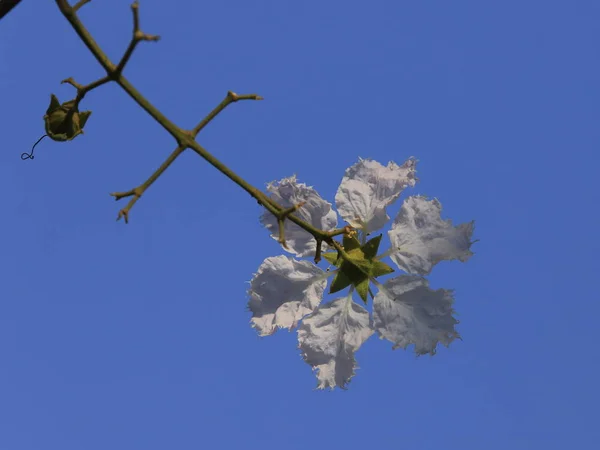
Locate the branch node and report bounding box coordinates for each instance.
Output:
[273,201,306,249]
[113,0,160,76]
[117,209,130,224]
[110,187,142,201]
[228,91,263,102]
[279,201,305,219]
[192,91,264,135]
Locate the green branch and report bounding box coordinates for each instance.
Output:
[55,0,185,141]
[54,0,355,264]
[109,145,186,223]
[192,91,263,136]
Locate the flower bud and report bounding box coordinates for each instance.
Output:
[43,94,92,142]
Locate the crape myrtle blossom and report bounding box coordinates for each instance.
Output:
[248,158,475,390]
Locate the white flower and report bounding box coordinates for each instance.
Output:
[388,196,474,275]
[248,157,475,389]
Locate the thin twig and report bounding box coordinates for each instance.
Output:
[114,1,160,76]
[192,91,263,136]
[110,145,186,222]
[72,0,91,13]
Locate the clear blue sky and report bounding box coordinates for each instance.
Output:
[1,0,599,449]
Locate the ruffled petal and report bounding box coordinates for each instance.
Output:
[389,196,475,275]
[248,255,327,336]
[373,275,459,355]
[298,295,373,389]
[335,158,417,233]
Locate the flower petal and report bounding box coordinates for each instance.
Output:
[260,176,338,257]
[298,295,373,389]
[373,275,459,355]
[335,158,417,233]
[248,255,327,336]
[389,196,475,275]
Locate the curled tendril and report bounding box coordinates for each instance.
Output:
[21,135,47,160]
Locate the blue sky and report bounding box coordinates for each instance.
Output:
[1,0,599,448]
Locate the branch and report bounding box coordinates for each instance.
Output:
[54,0,360,266]
[114,1,160,76]
[61,75,110,105]
[55,0,186,141]
[191,91,263,136]
[110,145,186,223]
[0,0,22,21]
[72,0,90,13]
[185,139,354,260]
[276,201,306,249]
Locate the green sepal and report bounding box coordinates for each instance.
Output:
[323,251,342,266]
[342,234,361,253]
[361,234,383,260]
[369,260,395,278]
[329,269,353,294]
[324,233,393,303]
[355,278,370,304]
[329,254,370,294]
[46,94,61,113]
[348,257,372,277]
[79,110,92,129]
[43,94,92,142]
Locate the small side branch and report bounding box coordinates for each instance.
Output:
[72,0,91,13]
[314,239,324,264]
[312,225,354,263]
[114,1,160,76]
[61,75,110,106]
[326,225,354,239]
[110,145,186,223]
[276,201,306,248]
[191,91,263,137]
